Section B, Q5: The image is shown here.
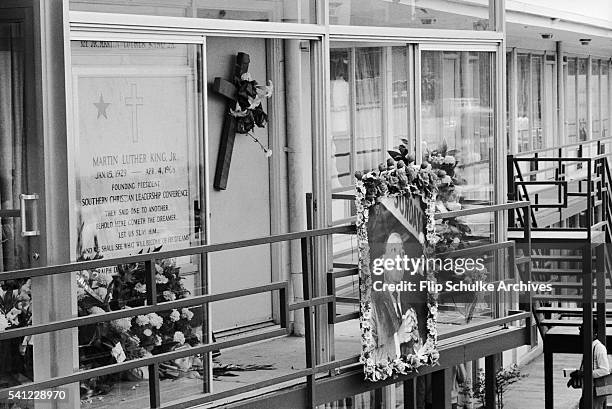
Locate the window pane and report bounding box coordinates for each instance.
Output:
[330,0,491,30]
[531,56,542,150]
[421,51,495,204]
[330,49,352,189]
[391,47,410,153]
[578,58,588,140]
[592,60,601,137]
[70,0,317,24]
[603,63,609,137]
[517,54,530,152]
[566,59,577,143]
[354,47,383,175]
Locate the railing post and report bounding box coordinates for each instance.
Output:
[507,154,516,227]
[301,237,316,408]
[582,244,594,409]
[484,354,501,409]
[144,259,161,409]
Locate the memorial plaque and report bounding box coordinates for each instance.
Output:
[72,43,200,261]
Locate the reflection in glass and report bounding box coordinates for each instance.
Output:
[603,63,609,138]
[578,59,588,141]
[70,0,317,24]
[566,59,577,142]
[354,48,383,176]
[531,56,542,150]
[592,60,601,138]
[329,0,491,31]
[516,54,530,152]
[421,51,495,205]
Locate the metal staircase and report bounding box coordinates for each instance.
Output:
[507,137,612,409]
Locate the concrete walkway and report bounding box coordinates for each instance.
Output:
[504,353,584,409]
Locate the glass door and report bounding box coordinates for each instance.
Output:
[0,4,43,387]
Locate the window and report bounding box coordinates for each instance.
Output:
[70,0,317,24]
[421,50,495,204]
[329,0,492,31]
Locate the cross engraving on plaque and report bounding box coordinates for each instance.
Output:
[125,83,144,143]
[212,52,250,190]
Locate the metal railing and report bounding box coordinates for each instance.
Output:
[0,201,535,409]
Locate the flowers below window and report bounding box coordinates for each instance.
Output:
[229,72,274,157]
[76,236,200,397]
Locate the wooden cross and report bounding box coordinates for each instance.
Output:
[212,52,250,190]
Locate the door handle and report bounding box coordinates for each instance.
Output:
[20,193,40,237]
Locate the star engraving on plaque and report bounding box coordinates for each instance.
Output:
[94,94,111,119]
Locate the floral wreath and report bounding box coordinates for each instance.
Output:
[356,152,443,382]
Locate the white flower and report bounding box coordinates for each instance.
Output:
[88,306,105,315]
[155,264,163,274]
[111,317,132,332]
[6,308,21,326]
[135,315,150,326]
[229,102,249,118]
[143,328,153,337]
[169,309,180,322]
[452,237,461,245]
[240,72,252,81]
[173,331,185,345]
[147,312,163,329]
[94,287,107,300]
[181,308,194,321]
[155,335,162,346]
[155,274,168,284]
[265,149,273,158]
[247,95,262,109]
[96,272,114,286]
[134,282,147,293]
[0,314,9,331]
[257,80,273,98]
[162,290,176,301]
[444,155,456,165]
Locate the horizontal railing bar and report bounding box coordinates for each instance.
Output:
[0,225,357,281]
[434,201,530,220]
[336,297,359,304]
[0,282,287,341]
[436,241,515,259]
[513,157,592,162]
[513,136,612,157]
[329,268,358,279]
[165,356,365,409]
[331,193,356,201]
[334,312,359,323]
[438,312,531,341]
[288,296,335,311]
[332,263,358,269]
[0,328,288,399]
[315,356,361,373]
[162,368,314,409]
[332,217,357,226]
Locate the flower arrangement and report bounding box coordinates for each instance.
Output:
[357,140,492,381]
[0,278,33,380]
[229,72,274,157]
[355,153,440,382]
[76,223,199,397]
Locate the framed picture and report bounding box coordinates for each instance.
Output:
[356,168,439,382]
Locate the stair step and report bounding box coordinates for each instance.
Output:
[531,255,591,262]
[535,307,612,314]
[546,282,612,289]
[540,319,612,327]
[531,268,585,275]
[532,294,586,302]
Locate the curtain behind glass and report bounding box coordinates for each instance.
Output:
[0,22,26,272]
[354,48,383,175]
